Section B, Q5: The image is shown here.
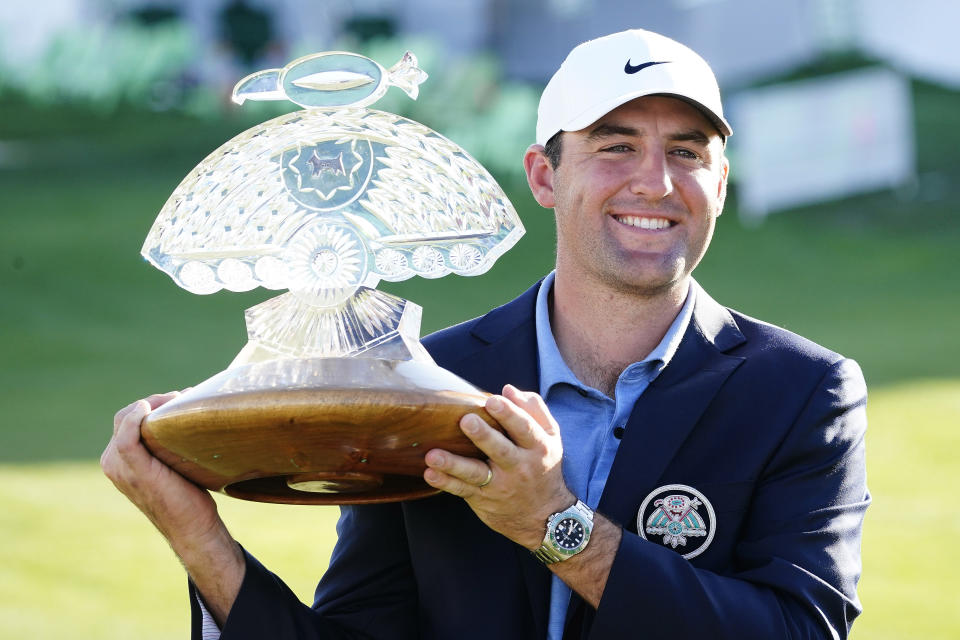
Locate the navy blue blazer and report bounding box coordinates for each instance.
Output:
[195,280,869,639]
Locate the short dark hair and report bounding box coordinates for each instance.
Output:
[544,132,563,169]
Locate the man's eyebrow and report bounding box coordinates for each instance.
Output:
[585,124,715,146]
[585,123,639,140]
[668,129,712,145]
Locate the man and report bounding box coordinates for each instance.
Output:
[103,29,869,639]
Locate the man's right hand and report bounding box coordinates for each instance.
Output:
[101,392,245,626]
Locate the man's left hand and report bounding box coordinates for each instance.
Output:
[424,384,574,549]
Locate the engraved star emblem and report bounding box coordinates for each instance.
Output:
[290,140,365,200]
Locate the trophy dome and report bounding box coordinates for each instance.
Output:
[142,107,523,302]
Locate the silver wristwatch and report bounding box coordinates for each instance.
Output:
[534,499,594,565]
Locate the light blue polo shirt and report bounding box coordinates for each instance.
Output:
[535,271,695,640]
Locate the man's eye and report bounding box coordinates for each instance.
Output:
[671,148,700,160]
[601,144,632,153]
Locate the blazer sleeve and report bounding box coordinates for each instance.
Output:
[590,358,870,639]
[190,502,419,640]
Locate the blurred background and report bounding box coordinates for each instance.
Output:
[1,0,957,638]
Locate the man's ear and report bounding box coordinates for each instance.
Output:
[524,144,556,208]
[716,156,729,215]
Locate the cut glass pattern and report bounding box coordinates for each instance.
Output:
[142,51,523,366]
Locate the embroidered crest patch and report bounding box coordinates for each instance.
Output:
[637,484,716,559]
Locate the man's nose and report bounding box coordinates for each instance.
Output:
[628,149,672,201]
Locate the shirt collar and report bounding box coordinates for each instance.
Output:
[535,271,696,397]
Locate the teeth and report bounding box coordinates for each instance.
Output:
[616,215,672,230]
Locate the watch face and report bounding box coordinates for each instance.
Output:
[553,516,585,550]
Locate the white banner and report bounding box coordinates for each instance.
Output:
[730,67,915,221]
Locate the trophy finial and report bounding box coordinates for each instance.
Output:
[231,51,428,109]
[386,52,428,100]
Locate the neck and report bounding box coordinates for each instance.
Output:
[549,270,688,396]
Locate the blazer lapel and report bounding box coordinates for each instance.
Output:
[461,280,542,394]
[598,283,747,526]
[462,281,551,637]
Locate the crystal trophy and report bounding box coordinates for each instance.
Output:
[139,51,524,504]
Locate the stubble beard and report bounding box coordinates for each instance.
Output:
[557,221,697,301]
[550,169,717,302]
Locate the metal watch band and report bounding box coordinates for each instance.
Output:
[534,499,594,565]
[533,544,567,564]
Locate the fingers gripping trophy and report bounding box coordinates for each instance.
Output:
[139,51,524,505]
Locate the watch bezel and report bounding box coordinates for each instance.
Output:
[534,500,594,564]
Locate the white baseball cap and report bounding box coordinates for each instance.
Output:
[536,29,732,146]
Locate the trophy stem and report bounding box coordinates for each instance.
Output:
[231,287,433,368]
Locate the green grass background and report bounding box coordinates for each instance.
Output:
[1,80,958,638]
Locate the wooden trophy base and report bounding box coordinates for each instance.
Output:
[141,358,495,505]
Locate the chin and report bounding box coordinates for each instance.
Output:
[599,270,685,299]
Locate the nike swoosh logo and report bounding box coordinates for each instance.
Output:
[624,60,669,74]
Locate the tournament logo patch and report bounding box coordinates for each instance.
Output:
[637,484,716,559]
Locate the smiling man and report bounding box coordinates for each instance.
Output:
[103,29,869,640]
